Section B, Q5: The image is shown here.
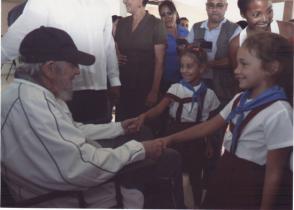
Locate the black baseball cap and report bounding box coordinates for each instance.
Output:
[19,26,95,66]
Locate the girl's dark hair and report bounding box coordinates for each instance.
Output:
[242,31,293,104]
[180,45,208,66]
[158,0,180,22]
[237,0,253,15]
[143,0,149,6]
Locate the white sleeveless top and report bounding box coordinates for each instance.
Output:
[239,20,280,46]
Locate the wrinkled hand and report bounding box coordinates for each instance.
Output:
[152,136,172,150]
[108,86,120,105]
[145,90,158,107]
[121,118,139,134]
[142,140,164,160]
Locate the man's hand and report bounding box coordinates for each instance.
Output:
[108,86,120,105]
[145,90,158,107]
[117,53,128,65]
[153,136,173,149]
[121,118,139,134]
[142,140,164,160]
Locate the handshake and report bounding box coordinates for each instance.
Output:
[121,113,146,134]
[121,116,170,160]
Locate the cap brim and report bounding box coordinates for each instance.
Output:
[75,51,95,66]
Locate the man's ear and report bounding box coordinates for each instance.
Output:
[41,61,55,79]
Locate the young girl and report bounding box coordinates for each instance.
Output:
[134,46,220,207]
[155,32,293,209]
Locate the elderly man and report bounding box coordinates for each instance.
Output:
[186,0,242,206]
[1,26,184,208]
[2,0,120,124]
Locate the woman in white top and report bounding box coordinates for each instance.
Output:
[229,0,294,69]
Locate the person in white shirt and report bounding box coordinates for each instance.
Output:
[1,26,185,208]
[1,0,119,124]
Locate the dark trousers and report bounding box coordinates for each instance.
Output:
[67,90,112,124]
[202,151,293,209]
[172,139,206,206]
[95,127,185,209]
[165,121,206,206]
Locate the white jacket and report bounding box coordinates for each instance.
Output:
[1,0,120,91]
[1,79,145,207]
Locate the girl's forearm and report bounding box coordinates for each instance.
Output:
[261,148,292,210]
[169,114,225,145]
[260,170,283,210]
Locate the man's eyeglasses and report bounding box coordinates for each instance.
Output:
[206,2,226,9]
[160,11,173,18]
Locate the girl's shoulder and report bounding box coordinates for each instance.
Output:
[168,83,182,93]
[267,100,292,113]
[168,82,192,97]
[229,33,240,46]
[205,87,220,99]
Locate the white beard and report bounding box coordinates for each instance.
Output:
[57,89,73,101]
